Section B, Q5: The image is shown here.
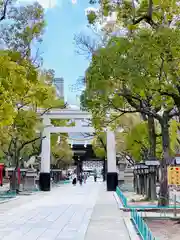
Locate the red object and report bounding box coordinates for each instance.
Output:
[176,168,179,171]
[0,164,4,186]
[17,168,21,184]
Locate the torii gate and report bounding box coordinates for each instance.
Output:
[39,109,118,191]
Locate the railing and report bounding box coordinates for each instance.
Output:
[0,190,16,198]
[116,186,128,207]
[116,186,156,240]
[131,209,156,240]
[59,180,71,184]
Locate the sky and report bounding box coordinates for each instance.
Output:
[37,0,92,105]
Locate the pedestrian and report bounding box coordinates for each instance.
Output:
[94,172,97,182]
[72,174,77,186]
[79,173,83,186]
[84,172,87,183]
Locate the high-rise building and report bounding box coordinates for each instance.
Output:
[53,78,64,100]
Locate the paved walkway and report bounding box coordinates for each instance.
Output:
[85,185,130,240]
[0,180,130,240]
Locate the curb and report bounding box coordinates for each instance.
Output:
[0,196,20,204]
[114,192,140,239]
[113,192,124,209]
[113,192,128,210]
[123,217,140,240]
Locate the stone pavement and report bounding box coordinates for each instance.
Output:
[84,185,130,240]
[0,180,131,240]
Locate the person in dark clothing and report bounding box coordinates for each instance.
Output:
[94,171,97,182]
[79,173,83,185]
[72,174,77,186]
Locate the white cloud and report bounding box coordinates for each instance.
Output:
[18,0,59,9]
[37,0,57,8]
[84,7,98,16]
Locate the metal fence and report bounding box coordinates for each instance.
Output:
[116,186,128,207]
[116,187,156,240]
[131,209,156,240]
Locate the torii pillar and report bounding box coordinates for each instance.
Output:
[39,116,51,191]
[106,130,118,191]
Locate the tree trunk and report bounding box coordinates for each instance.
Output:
[147,116,157,200]
[103,159,107,181]
[11,145,20,193]
[144,174,147,196]
[158,117,170,206]
[139,174,144,195]
[133,174,136,192]
[148,116,156,158]
[136,175,140,194]
[11,169,17,191]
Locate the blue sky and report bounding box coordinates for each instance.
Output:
[40,0,91,105]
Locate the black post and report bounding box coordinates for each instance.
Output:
[107,172,118,191]
[103,159,107,181]
[39,172,51,191]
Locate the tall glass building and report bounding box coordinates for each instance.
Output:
[53,78,64,100]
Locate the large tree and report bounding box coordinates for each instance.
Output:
[0,1,67,191]
[0,2,45,63]
[84,26,180,205]
[0,63,63,166]
[51,136,73,169]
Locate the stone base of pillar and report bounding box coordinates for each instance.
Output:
[118,180,125,185]
[39,172,51,191]
[106,172,118,191]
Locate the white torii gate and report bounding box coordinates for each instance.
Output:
[39,109,118,191]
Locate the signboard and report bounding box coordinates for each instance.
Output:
[168,166,180,185]
[145,161,160,166]
[175,154,180,164]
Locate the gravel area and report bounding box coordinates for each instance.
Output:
[145,218,180,240]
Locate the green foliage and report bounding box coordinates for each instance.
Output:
[86,0,180,205]
[0,50,65,166]
[91,113,141,159]
[92,132,106,158]
[169,120,180,155]
[121,120,180,162]
[87,11,97,24]
[0,2,45,57]
[51,137,73,168]
[84,26,180,162]
[125,122,150,161]
[0,1,68,169]
[84,26,180,138]
[89,0,180,30]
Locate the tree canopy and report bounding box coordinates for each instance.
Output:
[0,1,67,169]
[81,0,180,205]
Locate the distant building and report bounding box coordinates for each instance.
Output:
[53,78,64,100]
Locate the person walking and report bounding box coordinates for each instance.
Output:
[79,173,83,186]
[84,172,87,184]
[72,173,77,186]
[94,172,97,182]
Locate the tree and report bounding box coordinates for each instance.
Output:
[51,136,73,169]
[0,51,64,191]
[85,0,180,205]
[0,0,11,22]
[88,0,180,28]
[0,2,45,64]
[92,132,106,158]
[0,1,69,192]
[0,74,63,158]
[84,26,180,205]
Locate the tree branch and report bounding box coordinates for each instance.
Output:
[132,0,157,28]
[97,135,107,152]
[0,0,9,21]
[18,136,45,153]
[40,103,67,116]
